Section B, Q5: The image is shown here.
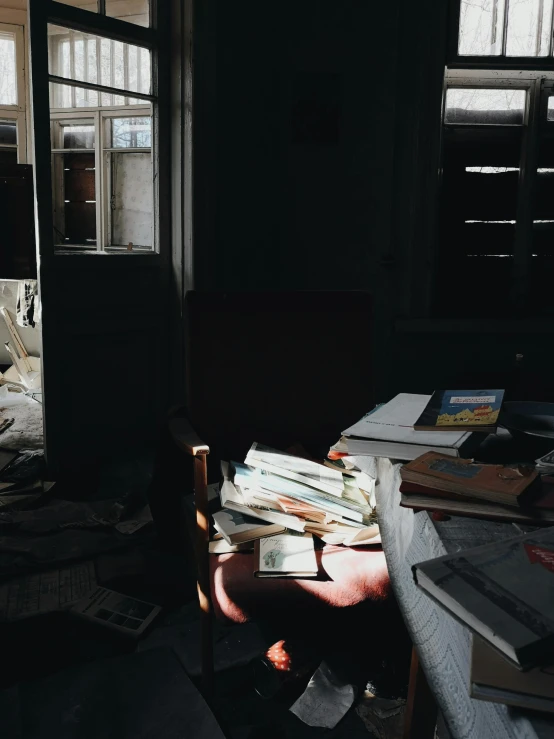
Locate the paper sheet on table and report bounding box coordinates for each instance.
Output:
[290,661,356,728]
[0,560,97,621]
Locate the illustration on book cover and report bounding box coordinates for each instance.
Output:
[437,391,503,427]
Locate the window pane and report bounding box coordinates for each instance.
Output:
[52,152,97,246]
[436,121,522,316]
[50,82,99,109]
[0,31,17,105]
[109,152,153,248]
[56,0,98,10]
[445,88,526,125]
[458,0,505,56]
[106,0,150,28]
[63,124,95,149]
[547,97,554,121]
[531,129,554,310]
[111,116,151,148]
[48,25,151,97]
[0,120,17,147]
[506,0,553,57]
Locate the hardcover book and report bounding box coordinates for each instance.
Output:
[400,452,539,506]
[413,526,554,669]
[471,636,554,713]
[336,394,480,460]
[414,389,505,432]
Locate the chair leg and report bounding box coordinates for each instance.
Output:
[194,453,214,696]
[403,646,437,739]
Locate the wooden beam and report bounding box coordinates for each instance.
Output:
[48,73,156,101]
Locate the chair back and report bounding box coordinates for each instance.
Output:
[184,291,373,461]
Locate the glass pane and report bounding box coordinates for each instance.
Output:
[109,152,153,248]
[458,0,505,56]
[0,120,17,147]
[111,116,151,148]
[445,88,526,125]
[548,97,554,121]
[62,124,95,149]
[506,0,553,57]
[50,82,99,109]
[56,0,98,9]
[106,0,150,27]
[48,25,151,97]
[0,31,17,105]
[52,152,97,246]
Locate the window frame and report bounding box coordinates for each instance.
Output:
[448,0,554,70]
[430,3,554,315]
[36,0,165,258]
[50,103,153,251]
[0,22,27,163]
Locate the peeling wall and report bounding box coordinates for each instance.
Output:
[0,281,40,364]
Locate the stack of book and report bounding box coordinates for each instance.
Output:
[328,392,495,462]
[211,442,380,574]
[413,526,554,714]
[399,451,554,525]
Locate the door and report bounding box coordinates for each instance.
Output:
[28,0,171,474]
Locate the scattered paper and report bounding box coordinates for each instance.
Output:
[290,661,356,728]
[0,561,97,621]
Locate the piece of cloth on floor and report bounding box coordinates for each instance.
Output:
[0,392,43,449]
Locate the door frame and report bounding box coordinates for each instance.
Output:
[27,0,171,473]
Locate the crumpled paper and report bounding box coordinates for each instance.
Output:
[290,661,356,728]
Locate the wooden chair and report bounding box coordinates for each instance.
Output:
[152,291,391,696]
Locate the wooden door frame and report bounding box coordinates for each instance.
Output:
[28,0,172,473]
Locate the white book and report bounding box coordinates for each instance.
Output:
[219,476,306,532]
[245,442,344,497]
[212,507,284,545]
[255,533,318,578]
[342,394,473,447]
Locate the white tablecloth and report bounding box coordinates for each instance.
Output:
[373,456,554,739]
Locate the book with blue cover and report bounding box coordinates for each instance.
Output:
[414,389,505,432]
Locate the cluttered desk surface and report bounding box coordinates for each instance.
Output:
[375,454,554,739]
[355,392,554,739]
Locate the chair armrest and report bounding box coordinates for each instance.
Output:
[168,417,210,456]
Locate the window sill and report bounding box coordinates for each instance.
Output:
[395,318,554,334]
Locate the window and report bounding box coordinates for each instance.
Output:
[436,2,554,316]
[57,0,150,28]
[47,16,156,252]
[0,24,26,163]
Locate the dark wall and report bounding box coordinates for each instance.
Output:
[192,0,554,403]
[194,0,400,295]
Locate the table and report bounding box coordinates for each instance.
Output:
[373,456,554,739]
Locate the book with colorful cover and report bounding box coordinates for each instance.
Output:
[414,390,505,432]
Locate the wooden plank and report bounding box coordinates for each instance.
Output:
[403,647,438,739]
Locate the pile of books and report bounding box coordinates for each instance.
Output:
[210,442,380,576]
[328,391,503,462]
[414,526,554,714]
[399,451,554,525]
